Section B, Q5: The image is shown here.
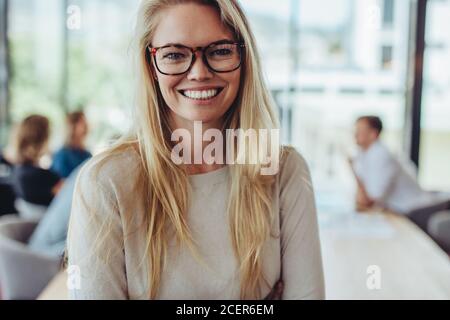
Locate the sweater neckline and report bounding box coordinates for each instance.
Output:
[188,165,229,189]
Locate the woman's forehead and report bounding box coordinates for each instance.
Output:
[151,3,234,47]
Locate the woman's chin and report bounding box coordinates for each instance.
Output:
[187,116,221,125]
[175,109,225,125]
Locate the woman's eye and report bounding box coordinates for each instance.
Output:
[210,49,232,57]
[162,52,186,60]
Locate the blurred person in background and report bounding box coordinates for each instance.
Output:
[51,111,91,178]
[11,115,63,206]
[349,115,450,233]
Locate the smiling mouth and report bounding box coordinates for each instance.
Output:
[178,88,224,100]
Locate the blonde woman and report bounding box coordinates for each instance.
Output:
[67,0,324,300]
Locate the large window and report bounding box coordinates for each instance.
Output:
[243,0,413,208]
[65,0,139,152]
[9,0,66,137]
[8,0,139,152]
[420,0,450,191]
[0,0,8,145]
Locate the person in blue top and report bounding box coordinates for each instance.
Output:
[51,111,92,178]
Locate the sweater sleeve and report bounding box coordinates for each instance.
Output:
[279,147,325,299]
[66,159,128,299]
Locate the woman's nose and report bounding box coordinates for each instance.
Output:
[186,52,213,81]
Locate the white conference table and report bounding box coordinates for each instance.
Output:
[319,210,450,299]
[38,211,450,300]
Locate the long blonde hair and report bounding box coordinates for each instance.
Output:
[85,0,282,299]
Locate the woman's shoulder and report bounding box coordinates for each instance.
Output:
[279,146,310,175]
[278,145,313,191]
[77,144,142,194]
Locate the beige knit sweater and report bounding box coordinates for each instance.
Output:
[67,146,325,299]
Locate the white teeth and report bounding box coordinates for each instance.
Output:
[182,89,219,100]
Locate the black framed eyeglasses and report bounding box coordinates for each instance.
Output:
[148,40,245,76]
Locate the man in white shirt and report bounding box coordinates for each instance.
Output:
[349,116,450,232]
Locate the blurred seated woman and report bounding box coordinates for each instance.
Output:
[51,111,91,178]
[12,115,62,206]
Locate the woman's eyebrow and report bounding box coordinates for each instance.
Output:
[157,38,236,48]
[211,38,236,45]
[158,42,185,47]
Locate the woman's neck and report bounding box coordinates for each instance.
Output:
[170,115,226,174]
[68,140,84,150]
[22,159,39,167]
[185,162,225,175]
